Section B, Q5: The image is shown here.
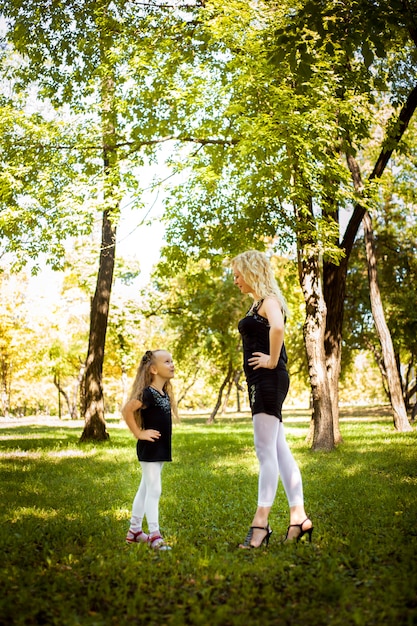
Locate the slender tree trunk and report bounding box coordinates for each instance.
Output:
[177,367,200,406]
[53,373,72,418]
[234,369,243,413]
[80,52,119,441]
[207,360,233,424]
[363,211,412,431]
[323,257,346,444]
[298,249,335,451]
[221,369,237,414]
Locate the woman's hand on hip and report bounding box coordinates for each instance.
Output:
[248,352,276,370]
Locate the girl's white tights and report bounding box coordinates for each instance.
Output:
[130,461,164,535]
[253,412,304,508]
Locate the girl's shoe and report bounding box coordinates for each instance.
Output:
[239,525,272,549]
[126,529,149,544]
[148,533,171,551]
[284,518,313,543]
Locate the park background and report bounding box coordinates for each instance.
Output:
[0,0,416,624]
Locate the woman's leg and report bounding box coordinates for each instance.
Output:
[276,423,312,536]
[240,413,279,547]
[276,422,304,508]
[254,413,280,508]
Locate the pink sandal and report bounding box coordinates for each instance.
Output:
[148,533,171,551]
[126,529,148,544]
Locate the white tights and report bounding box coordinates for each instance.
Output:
[130,461,164,534]
[253,413,304,508]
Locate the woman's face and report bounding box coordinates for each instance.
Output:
[233,268,253,295]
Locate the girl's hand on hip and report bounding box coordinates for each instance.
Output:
[248,352,275,370]
[139,429,161,441]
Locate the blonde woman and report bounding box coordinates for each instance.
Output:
[232,250,313,548]
[122,349,176,551]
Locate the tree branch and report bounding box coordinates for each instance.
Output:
[341,82,417,258]
[20,134,239,153]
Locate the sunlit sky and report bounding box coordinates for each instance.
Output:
[25,158,171,309]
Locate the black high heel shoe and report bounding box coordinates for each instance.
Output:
[239,525,272,549]
[284,518,313,543]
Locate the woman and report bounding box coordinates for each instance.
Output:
[232,250,313,548]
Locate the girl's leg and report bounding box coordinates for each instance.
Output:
[130,474,147,530]
[141,461,164,535]
[126,471,148,543]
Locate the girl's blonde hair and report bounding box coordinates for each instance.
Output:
[128,349,178,427]
[231,250,289,319]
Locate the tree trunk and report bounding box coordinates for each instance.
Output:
[363,211,412,432]
[177,366,200,406]
[207,360,233,424]
[298,250,335,451]
[53,373,71,419]
[80,55,118,442]
[323,258,346,444]
[234,369,243,413]
[221,369,236,414]
[80,210,115,441]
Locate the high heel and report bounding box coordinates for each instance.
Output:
[239,525,272,549]
[284,518,313,543]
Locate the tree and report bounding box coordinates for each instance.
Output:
[0,0,200,438]
[148,258,246,421]
[344,187,417,419]
[362,210,411,430]
[157,0,417,447]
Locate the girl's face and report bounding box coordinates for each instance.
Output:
[233,268,253,295]
[152,350,175,380]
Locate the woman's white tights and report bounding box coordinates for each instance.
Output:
[253,413,304,508]
[130,461,163,534]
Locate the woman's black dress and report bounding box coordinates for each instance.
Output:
[136,386,172,462]
[238,300,289,421]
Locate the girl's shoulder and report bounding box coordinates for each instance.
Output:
[142,386,154,403]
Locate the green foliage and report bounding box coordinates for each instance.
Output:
[0,410,416,625]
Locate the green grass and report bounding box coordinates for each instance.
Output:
[0,409,416,626]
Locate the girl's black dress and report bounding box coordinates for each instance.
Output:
[136,386,172,462]
[238,300,289,421]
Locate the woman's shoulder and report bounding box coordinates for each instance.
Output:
[258,296,285,322]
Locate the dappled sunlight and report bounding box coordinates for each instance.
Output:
[0,449,96,460]
[10,506,59,523]
[0,450,43,460]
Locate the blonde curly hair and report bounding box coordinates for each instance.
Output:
[231,250,289,319]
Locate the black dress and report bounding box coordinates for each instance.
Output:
[238,300,289,420]
[136,386,172,462]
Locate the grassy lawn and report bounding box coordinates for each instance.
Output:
[0,408,416,626]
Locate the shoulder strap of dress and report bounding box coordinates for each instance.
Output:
[253,298,264,312]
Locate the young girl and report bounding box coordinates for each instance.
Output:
[122,349,176,551]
